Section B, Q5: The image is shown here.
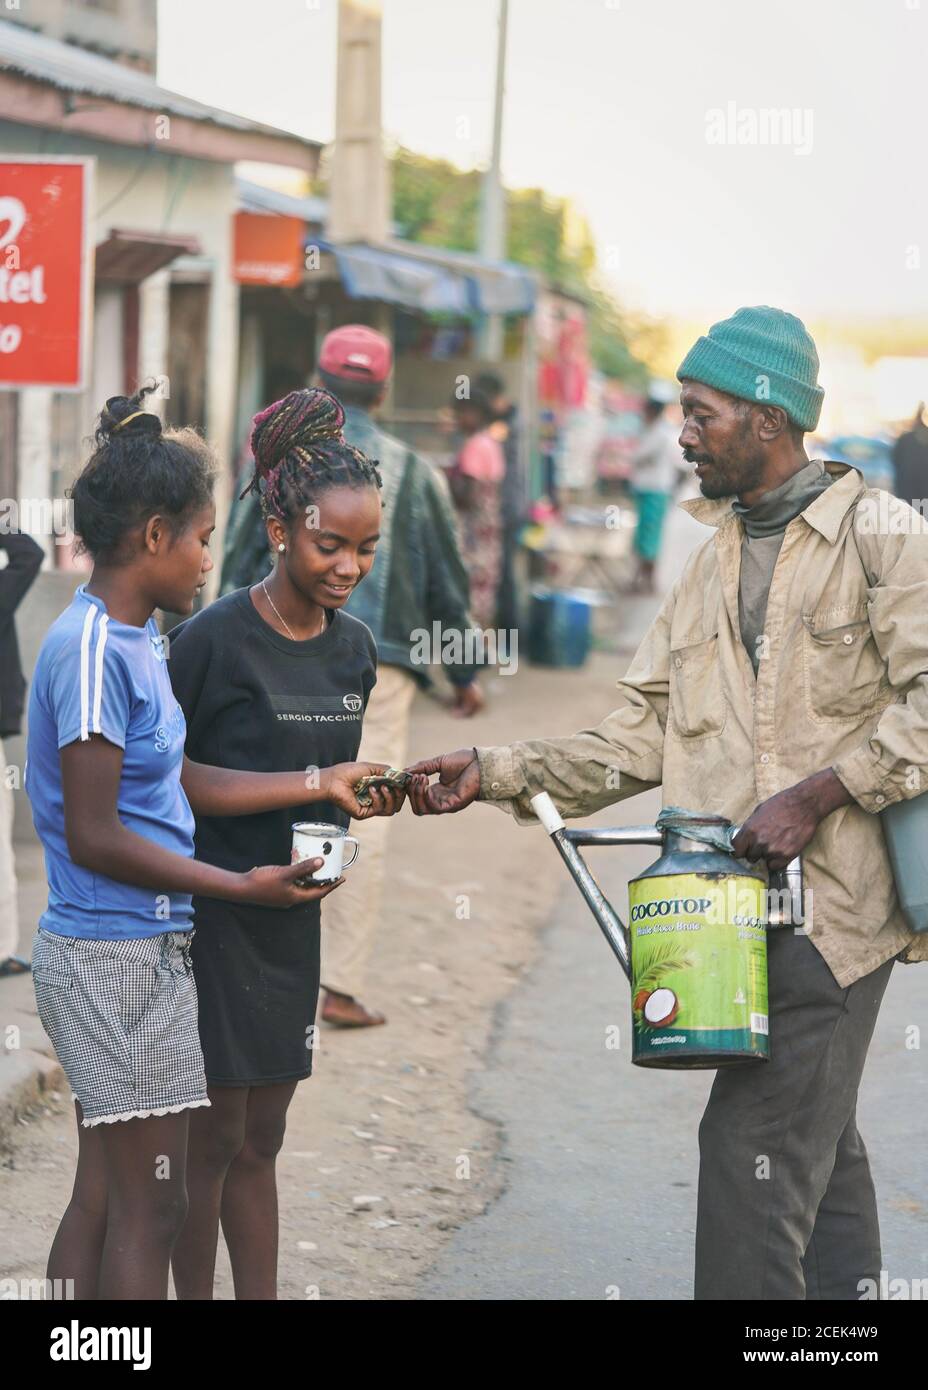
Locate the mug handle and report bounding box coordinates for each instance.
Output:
[342,836,360,870]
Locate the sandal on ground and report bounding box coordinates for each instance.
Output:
[321,990,387,1028]
[0,956,32,978]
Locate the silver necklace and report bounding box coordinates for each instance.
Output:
[261,577,325,641]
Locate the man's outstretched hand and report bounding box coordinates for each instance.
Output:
[406,748,481,815]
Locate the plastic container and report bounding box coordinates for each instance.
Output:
[881,794,928,933]
[527,586,595,668]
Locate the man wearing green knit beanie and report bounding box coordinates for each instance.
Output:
[409,304,928,1300]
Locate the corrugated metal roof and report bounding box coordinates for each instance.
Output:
[236,177,328,225]
[316,237,536,316]
[0,19,320,145]
[234,179,535,311]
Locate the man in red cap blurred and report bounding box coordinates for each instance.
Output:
[317,323,393,394]
[221,324,482,1026]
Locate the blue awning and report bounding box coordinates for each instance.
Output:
[233,182,537,316]
[315,237,536,317]
[388,239,537,315]
[322,241,471,314]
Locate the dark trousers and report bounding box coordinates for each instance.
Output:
[695,929,894,1300]
[496,522,523,635]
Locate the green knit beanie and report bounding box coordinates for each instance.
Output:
[676,305,824,431]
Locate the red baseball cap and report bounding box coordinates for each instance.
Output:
[318,325,392,384]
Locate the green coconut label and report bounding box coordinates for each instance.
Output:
[629,873,768,1064]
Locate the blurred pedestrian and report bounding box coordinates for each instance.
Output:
[628,396,681,594]
[891,402,928,515]
[0,526,43,976]
[449,387,506,628]
[476,371,525,634]
[316,326,483,1029]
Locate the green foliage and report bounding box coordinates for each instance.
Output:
[588,286,652,386]
[388,147,650,382]
[392,148,481,250]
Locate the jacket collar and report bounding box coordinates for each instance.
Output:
[678,461,865,545]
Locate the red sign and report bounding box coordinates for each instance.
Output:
[233,211,305,287]
[0,158,93,390]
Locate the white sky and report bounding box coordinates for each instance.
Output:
[158,0,928,320]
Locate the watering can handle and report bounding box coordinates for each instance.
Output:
[729,823,805,927]
[729,821,803,880]
[532,792,566,835]
[530,792,633,979]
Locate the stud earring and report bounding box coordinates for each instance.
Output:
[277,543,285,553]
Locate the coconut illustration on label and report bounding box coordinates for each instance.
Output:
[632,936,694,1031]
[641,988,680,1027]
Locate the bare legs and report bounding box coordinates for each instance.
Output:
[171,1084,248,1300]
[97,1109,190,1299]
[633,557,657,595]
[48,1081,299,1300]
[172,1079,298,1301]
[47,1102,108,1299]
[220,1081,298,1300]
[48,1101,190,1300]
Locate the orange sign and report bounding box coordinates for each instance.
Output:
[0,158,93,390]
[233,211,305,287]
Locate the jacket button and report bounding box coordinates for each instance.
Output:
[674,657,683,668]
[491,781,501,790]
[875,794,886,804]
[760,753,770,764]
[843,633,854,644]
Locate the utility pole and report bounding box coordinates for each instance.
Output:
[327,0,392,399]
[478,0,509,362]
[328,0,390,246]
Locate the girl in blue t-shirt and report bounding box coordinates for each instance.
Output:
[26,386,405,1301]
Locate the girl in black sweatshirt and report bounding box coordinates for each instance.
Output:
[167,388,401,1299]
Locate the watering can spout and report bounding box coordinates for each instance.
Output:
[531,791,637,979]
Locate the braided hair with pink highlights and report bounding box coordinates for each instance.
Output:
[241,387,382,524]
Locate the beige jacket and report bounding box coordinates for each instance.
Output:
[478,464,928,986]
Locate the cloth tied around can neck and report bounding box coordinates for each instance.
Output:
[656,806,738,854]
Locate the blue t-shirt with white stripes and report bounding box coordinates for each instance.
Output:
[26,585,196,939]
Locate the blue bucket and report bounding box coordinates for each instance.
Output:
[527,587,596,668]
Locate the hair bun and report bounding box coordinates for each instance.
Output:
[100,393,163,441]
[250,387,345,472]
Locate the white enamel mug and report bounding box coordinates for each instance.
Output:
[291,821,360,883]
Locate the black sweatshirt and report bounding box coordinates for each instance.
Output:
[166,588,376,913]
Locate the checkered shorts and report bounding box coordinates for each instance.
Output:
[32,927,210,1127]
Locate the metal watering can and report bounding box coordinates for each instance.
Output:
[530,792,803,1069]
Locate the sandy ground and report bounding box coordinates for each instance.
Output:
[0,649,634,1300]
